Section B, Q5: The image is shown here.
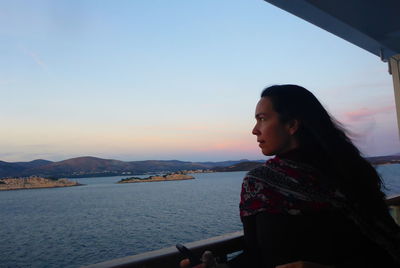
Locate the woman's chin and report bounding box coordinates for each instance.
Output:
[261,149,274,156]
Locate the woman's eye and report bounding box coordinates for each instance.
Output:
[259,117,266,121]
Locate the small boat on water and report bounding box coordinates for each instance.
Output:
[84,1,400,267]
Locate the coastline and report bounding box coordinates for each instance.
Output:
[0,177,82,191]
[117,173,195,183]
[373,162,400,166]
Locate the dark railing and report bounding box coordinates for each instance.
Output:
[83,195,400,268]
[387,194,400,224]
[83,231,243,268]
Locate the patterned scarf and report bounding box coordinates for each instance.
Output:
[240,156,400,264]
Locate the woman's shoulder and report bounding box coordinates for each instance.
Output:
[246,156,323,188]
[240,156,335,218]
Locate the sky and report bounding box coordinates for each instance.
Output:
[0,0,399,162]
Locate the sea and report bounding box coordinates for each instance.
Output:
[1,165,400,268]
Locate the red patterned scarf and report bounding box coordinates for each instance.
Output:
[240,155,400,264]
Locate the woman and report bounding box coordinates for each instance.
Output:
[182,85,400,268]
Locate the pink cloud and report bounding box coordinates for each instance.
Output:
[344,105,395,122]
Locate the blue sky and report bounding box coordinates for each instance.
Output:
[0,0,399,162]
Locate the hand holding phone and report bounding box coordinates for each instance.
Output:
[176,243,202,267]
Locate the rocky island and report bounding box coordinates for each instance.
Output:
[0,177,81,191]
[117,173,194,183]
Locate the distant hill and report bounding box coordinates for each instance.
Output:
[211,161,264,172]
[0,159,54,178]
[366,155,400,165]
[14,159,54,169]
[0,157,258,179]
[2,154,397,179]
[0,161,23,177]
[211,155,400,172]
[198,159,257,167]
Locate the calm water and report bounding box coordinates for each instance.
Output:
[1,166,399,268]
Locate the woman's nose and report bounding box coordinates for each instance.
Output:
[252,125,260,136]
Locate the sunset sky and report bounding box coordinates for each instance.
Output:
[1,0,399,162]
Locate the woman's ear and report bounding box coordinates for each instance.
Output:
[287,119,299,135]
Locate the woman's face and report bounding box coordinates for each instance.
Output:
[252,97,299,156]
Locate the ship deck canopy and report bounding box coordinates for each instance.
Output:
[264,0,400,61]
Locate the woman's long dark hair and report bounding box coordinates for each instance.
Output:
[261,84,388,216]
